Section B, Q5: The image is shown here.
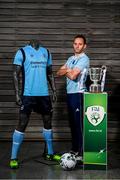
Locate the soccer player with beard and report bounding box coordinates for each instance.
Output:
[57,35,90,161]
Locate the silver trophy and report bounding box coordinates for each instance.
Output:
[89,66,107,93]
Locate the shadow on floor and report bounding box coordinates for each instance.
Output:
[0,141,120,179]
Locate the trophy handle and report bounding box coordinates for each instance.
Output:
[79,68,87,91]
[101,65,107,92]
[102,65,107,71]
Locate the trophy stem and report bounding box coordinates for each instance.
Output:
[94,80,98,85]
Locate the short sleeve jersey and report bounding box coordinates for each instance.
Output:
[65,53,90,94]
[13,45,52,96]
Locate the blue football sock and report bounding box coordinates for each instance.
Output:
[42,128,54,155]
[11,130,24,160]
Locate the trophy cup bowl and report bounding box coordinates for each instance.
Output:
[89,67,102,93]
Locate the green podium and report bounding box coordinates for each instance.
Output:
[83,92,107,170]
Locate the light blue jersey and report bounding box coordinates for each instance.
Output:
[13,45,52,96]
[65,53,90,94]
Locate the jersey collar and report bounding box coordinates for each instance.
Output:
[74,52,85,59]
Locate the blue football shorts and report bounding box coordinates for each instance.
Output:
[20,96,52,115]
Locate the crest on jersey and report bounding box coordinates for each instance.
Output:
[30,54,34,57]
[85,106,105,126]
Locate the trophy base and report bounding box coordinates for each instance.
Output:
[89,85,101,93]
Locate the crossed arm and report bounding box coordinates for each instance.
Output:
[57,64,81,80]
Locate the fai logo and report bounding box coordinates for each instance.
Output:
[85,106,105,126]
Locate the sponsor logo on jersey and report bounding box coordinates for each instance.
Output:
[30,61,47,68]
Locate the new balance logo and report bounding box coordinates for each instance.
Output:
[20,105,24,110]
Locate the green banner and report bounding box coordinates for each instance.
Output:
[83,92,107,170]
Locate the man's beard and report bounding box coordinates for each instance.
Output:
[74,49,83,54]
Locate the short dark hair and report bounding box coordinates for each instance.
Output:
[73,34,87,44]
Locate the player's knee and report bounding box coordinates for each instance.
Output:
[44,119,52,129]
[44,122,52,129]
[16,113,29,132]
[43,114,52,129]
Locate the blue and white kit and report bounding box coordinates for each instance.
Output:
[13,45,52,96]
[65,53,90,93]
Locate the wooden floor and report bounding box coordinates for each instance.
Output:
[0,141,120,179]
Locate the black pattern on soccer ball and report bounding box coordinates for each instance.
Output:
[60,153,77,171]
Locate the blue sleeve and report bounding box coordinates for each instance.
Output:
[74,57,89,71]
[65,57,71,66]
[13,50,23,66]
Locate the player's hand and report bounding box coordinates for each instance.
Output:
[52,90,57,102]
[16,94,22,106]
[66,68,71,73]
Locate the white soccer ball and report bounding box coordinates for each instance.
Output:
[60,153,77,171]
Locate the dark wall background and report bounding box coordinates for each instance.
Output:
[0,0,120,141]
